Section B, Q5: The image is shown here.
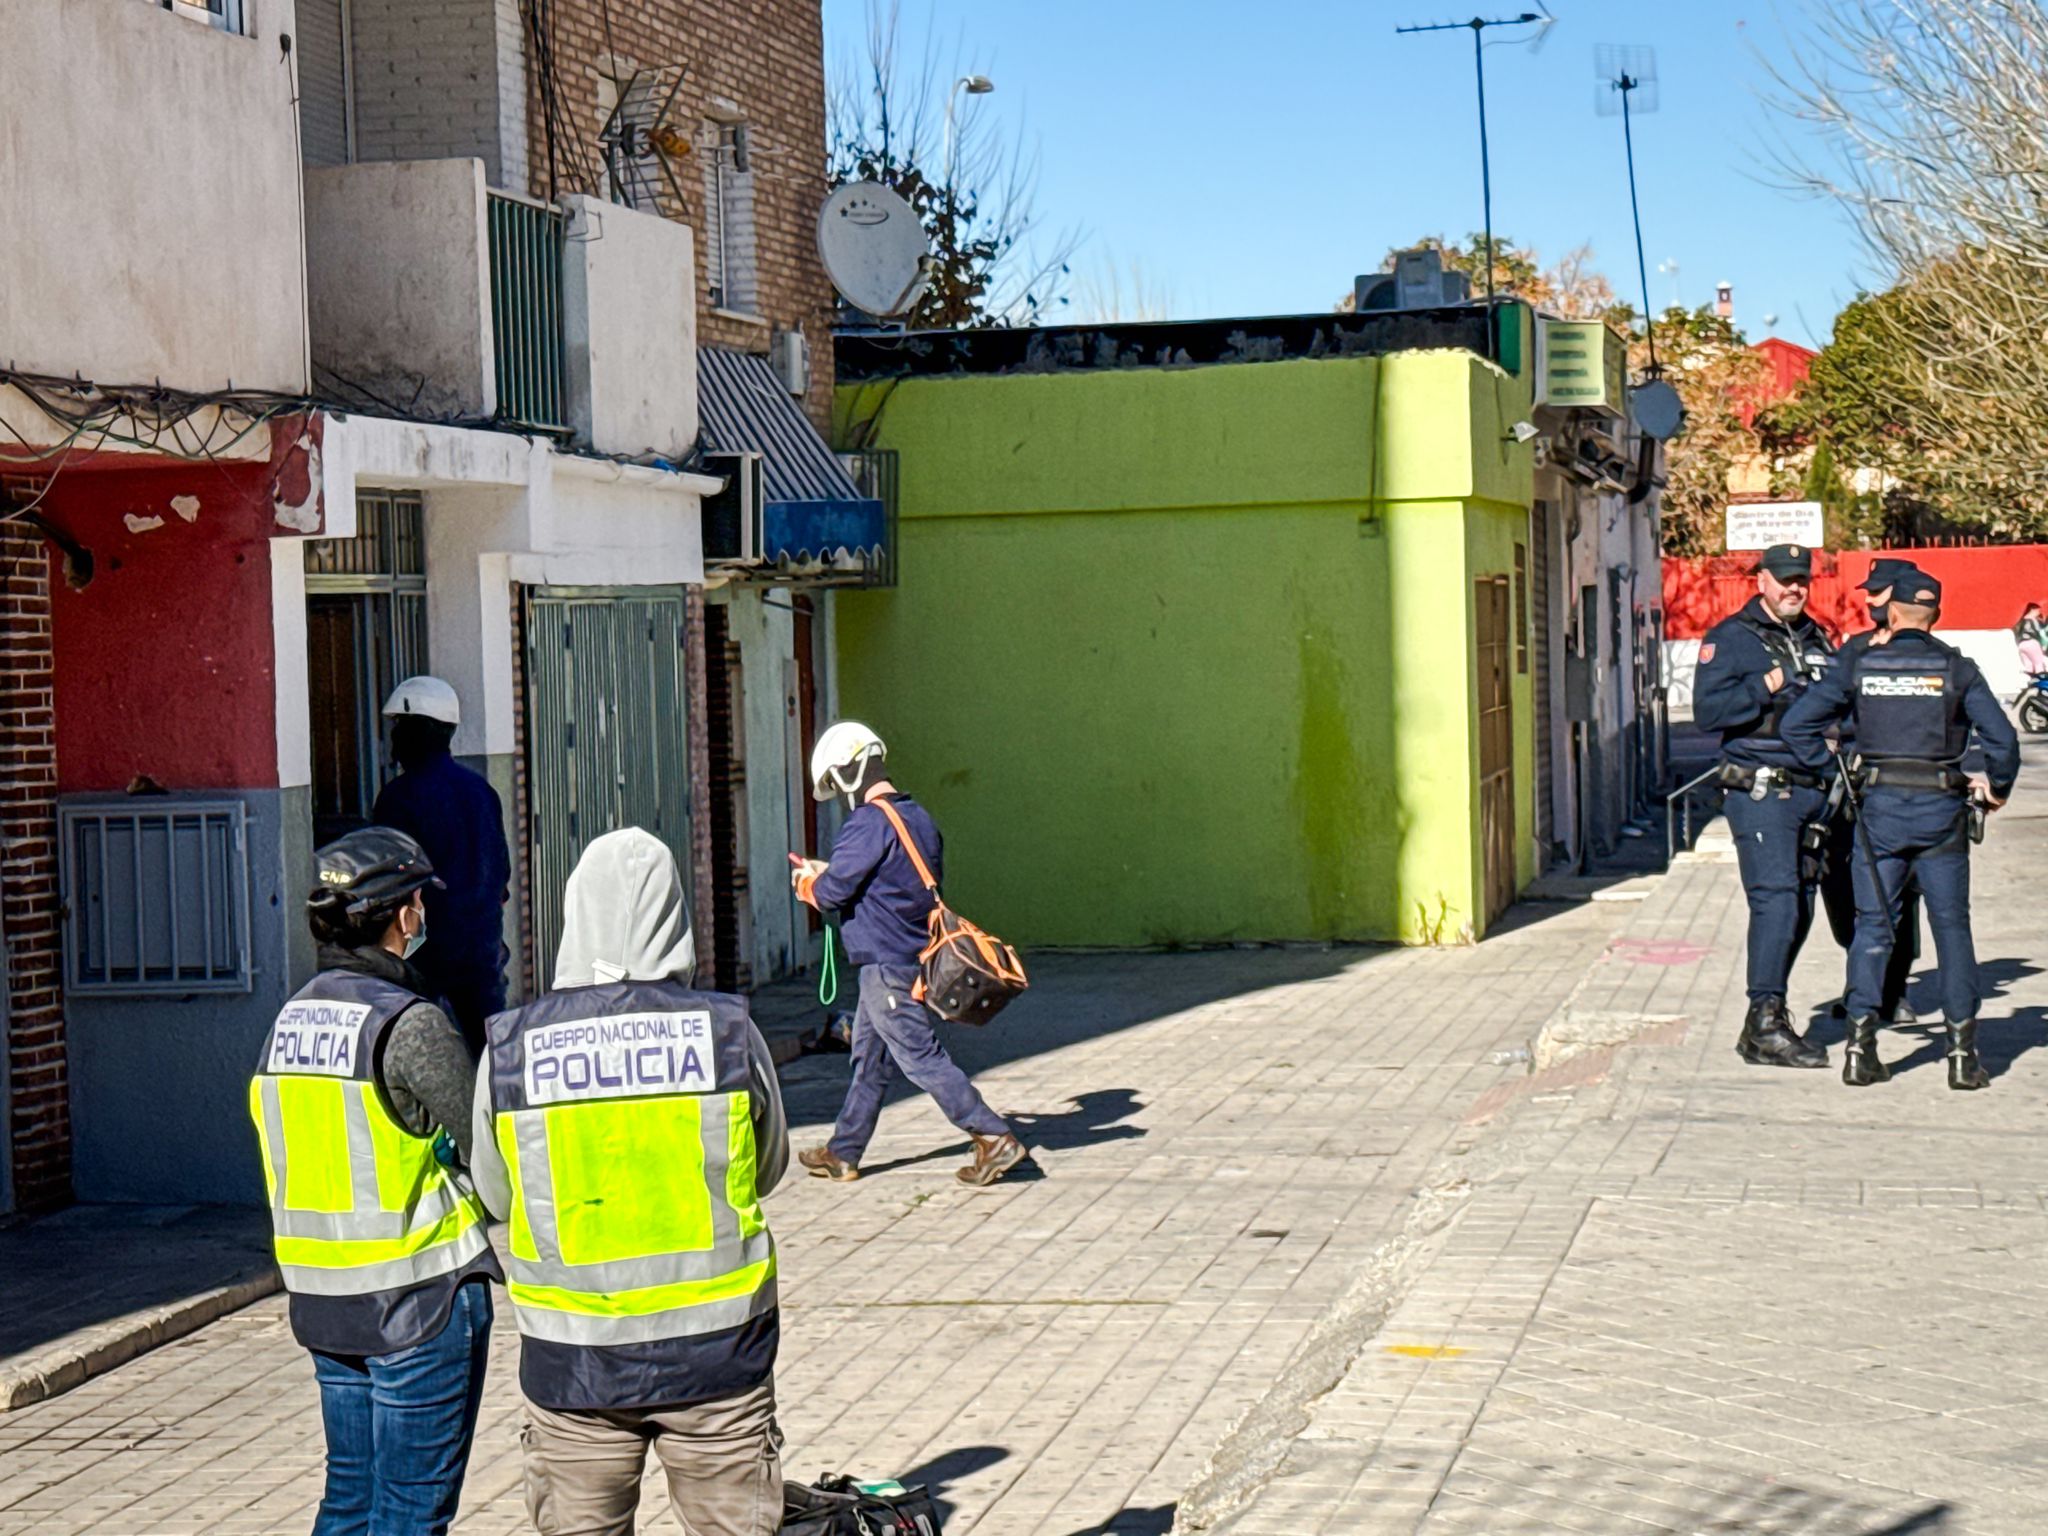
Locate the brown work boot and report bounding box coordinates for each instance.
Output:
[956,1133,1026,1187]
[799,1146,859,1182]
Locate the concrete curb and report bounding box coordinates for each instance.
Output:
[0,1268,281,1413]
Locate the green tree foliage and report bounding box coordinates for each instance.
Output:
[1780,282,2006,544]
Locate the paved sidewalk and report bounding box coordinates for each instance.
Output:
[0,977,827,1420]
[0,1207,276,1413]
[1208,738,2048,1535]
[0,891,1633,1534]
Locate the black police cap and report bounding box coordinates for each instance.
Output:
[311,826,442,917]
[1759,543,1812,580]
[1895,572,1942,605]
[1859,558,1922,593]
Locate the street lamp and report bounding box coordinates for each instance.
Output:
[944,74,995,197]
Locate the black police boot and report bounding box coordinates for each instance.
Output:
[1738,999,1828,1069]
[1842,1015,1891,1087]
[1947,1021,1991,1092]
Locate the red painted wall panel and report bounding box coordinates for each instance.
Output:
[41,460,282,793]
[1664,545,2048,641]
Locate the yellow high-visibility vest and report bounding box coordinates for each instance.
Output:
[250,972,491,1348]
[484,983,775,1358]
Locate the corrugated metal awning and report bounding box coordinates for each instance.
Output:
[697,347,886,579]
[698,348,862,506]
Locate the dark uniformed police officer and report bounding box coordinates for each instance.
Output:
[1783,572,2021,1089]
[1828,558,1925,1026]
[1693,543,1839,1068]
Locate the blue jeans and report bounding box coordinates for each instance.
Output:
[1845,789,1978,1024]
[828,965,1010,1165]
[1725,781,1829,1002]
[311,1280,494,1536]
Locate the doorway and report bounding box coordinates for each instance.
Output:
[1476,575,1517,926]
[523,587,693,989]
[304,491,429,847]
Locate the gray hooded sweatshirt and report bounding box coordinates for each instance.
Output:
[470,828,788,1220]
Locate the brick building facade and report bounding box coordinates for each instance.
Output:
[0,522,67,1211]
[520,0,839,432]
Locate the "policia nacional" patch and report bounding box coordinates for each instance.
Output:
[525,1011,717,1104]
[1860,675,1945,697]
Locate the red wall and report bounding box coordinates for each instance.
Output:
[41,460,283,793]
[1664,545,2048,642]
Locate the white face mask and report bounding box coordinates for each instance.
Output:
[402,904,428,960]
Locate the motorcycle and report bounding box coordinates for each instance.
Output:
[2017,674,2048,734]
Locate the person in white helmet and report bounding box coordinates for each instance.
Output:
[373,677,513,1052]
[791,722,1024,1187]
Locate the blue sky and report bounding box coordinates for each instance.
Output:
[819,0,1872,348]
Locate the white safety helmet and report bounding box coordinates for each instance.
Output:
[382,675,461,727]
[810,720,886,803]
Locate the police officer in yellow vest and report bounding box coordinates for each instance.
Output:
[251,827,500,1535]
[470,828,789,1536]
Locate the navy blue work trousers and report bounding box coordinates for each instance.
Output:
[1845,789,1979,1024]
[1826,812,1919,1017]
[1726,781,1829,1003]
[827,965,1009,1166]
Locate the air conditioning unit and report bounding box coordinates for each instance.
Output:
[770,330,810,397]
[1354,247,1474,312]
[702,451,765,565]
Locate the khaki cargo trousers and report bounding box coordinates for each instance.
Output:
[522,1376,782,1536]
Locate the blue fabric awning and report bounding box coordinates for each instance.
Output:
[698,348,886,579]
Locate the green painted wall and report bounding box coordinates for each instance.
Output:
[832,336,1535,947]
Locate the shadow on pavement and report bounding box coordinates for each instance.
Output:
[892,1444,1010,1529]
[0,1203,274,1377]
[1979,955,2045,999]
[799,1091,1146,1182]
[1050,1504,1175,1535]
[1010,1089,1147,1150]
[771,947,1373,1131]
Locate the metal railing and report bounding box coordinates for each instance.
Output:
[486,190,568,435]
[1665,764,1726,862]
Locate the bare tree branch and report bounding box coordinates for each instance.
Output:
[827,0,1084,327]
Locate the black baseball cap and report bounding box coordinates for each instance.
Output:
[1895,572,1942,605]
[1759,543,1813,580]
[1859,557,1922,593]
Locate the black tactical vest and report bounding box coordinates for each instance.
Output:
[1851,643,1969,765]
[1737,611,1835,740]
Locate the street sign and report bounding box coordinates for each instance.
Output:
[1725,500,1823,552]
[1537,319,1626,415]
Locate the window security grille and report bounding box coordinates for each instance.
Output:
[701,121,759,314]
[61,801,253,995]
[162,0,249,36]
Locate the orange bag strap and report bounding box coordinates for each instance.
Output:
[873,798,941,895]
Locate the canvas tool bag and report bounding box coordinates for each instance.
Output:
[780,1475,943,1535]
[872,799,1028,1027]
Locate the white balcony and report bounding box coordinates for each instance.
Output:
[304,164,698,458]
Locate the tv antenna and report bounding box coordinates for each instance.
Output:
[1596,44,1660,373]
[1397,7,1556,358]
[596,64,694,212]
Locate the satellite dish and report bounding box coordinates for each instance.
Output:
[1630,378,1685,441]
[818,182,931,318]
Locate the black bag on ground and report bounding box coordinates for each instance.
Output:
[873,799,1029,1028]
[781,1474,943,1535]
